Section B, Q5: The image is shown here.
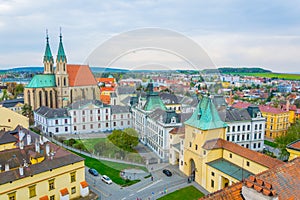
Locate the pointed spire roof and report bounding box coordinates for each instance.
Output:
[43,30,53,63]
[57,29,67,62]
[185,96,227,130]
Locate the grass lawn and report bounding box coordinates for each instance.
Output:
[80,138,105,151]
[71,151,144,187]
[227,72,300,80]
[158,186,205,200]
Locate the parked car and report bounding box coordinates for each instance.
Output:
[101,175,112,184]
[162,169,172,177]
[88,168,99,176]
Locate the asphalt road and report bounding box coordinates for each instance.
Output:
[86,166,191,200]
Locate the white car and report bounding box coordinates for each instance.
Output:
[101,175,112,184]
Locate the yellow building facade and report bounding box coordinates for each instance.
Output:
[286,139,300,161]
[0,107,29,131]
[180,96,283,193]
[259,105,290,139]
[0,127,89,200]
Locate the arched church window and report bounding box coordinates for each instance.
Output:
[27,91,31,106]
[64,77,66,86]
[50,91,53,108]
[39,91,42,107]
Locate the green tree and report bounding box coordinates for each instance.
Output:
[21,104,34,125]
[275,121,300,159]
[108,128,139,152]
[0,89,9,101]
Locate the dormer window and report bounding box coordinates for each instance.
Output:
[171,116,176,123]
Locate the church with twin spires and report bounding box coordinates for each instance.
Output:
[24,32,99,110]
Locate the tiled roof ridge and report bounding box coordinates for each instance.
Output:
[244,175,277,197]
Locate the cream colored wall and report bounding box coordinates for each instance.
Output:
[0,107,29,131]
[287,148,300,161]
[222,149,268,174]
[0,161,85,200]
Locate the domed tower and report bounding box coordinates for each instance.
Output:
[55,30,69,107]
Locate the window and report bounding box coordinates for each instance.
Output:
[237,126,240,132]
[98,109,100,114]
[259,133,261,139]
[113,122,116,126]
[90,117,93,121]
[106,123,109,127]
[65,119,68,123]
[48,179,55,190]
[74,118,76,123]
[73,111,76,115]
[229,153,232,158]
[90,110,93,114]
[203,150,206,155]
[211,180,214,188]
[121,121,123,126]
[50,195,55,200]
[242,135,245,140]
[247,134,250,140]
[232,135,235,141]
[65,127,68,132]
[8,192,16,200]
[82,117,85,122]
[211,172,215,176]
[195,144,198,150]
[83,125,85,130]
[259,124,262,130]
[55,120,58,125]
[127,121,130,125]
[247,125,250,130]
[106,109,108,113]
[254,133,257,140]
[246,161,250,167]
[106,115,109,120]
[74,126,77,131]
[55,128,59,133]
[255,124,258,130]
[98,123,101,128]
[71,186,76,194]
[70,172,76,182]
[258,142,261,148]
[232,126,235,132]
[82,110,85,115]
[29,185,36,198]
[227,135,230,141]
[90,124,93,129]
[98,116,100,121]
[237,135,240,141]
[242,125,245,131]
[246,144,249,148]
[253,143,256,149]
[189,142,192,148]
[121,114,123,119]
[8,119,11,122]
[227,126,230,132]
[181,161,183,166]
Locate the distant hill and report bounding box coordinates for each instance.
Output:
[218,67,272,74]
[0,66,43,73]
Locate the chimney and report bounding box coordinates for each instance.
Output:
[39,135,44,145]
[46,143,50,156]
[35,138,40,153]
[5,163,9,171]
[20,140,24,149]
[19,130,25,142]
[27,134,31,146]
[19,166,24,176]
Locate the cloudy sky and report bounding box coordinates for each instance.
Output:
[0,0,300,72]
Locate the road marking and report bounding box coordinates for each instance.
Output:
[136,179,162,193]
[129,193,134,196]
[86,176,110,197]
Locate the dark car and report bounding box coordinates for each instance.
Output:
[88,168,99,176]
[163,169,172,176]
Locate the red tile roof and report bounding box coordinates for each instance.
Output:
[60,188,69,196]
[202,139,283,168]
[232,101,251,109]
[259,105,288,114]
[200,182,243,200]
[39,196,49,200]
[80,180,89,188]
[287,139,300,151]
[67,64,97,87]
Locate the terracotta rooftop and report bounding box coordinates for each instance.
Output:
[80,180,89,188]
[200,157,300,200]
[286,139,300,151]
[67,64,97,87]
[200,182,243,200]
[169,126,185,135]
[259,105,288,114]
[202,138,283,168]
[60,188,69,196]
[39,195,49,200]
[232,101,252,109]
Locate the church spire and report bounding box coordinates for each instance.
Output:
[43,29,53,63]
[56,28,67,62]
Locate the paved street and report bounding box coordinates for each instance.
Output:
[86,164,208,200]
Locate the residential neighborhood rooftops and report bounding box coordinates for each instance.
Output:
[259,105,289,114]
[0,98,24,108]
[66,99,109,110]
